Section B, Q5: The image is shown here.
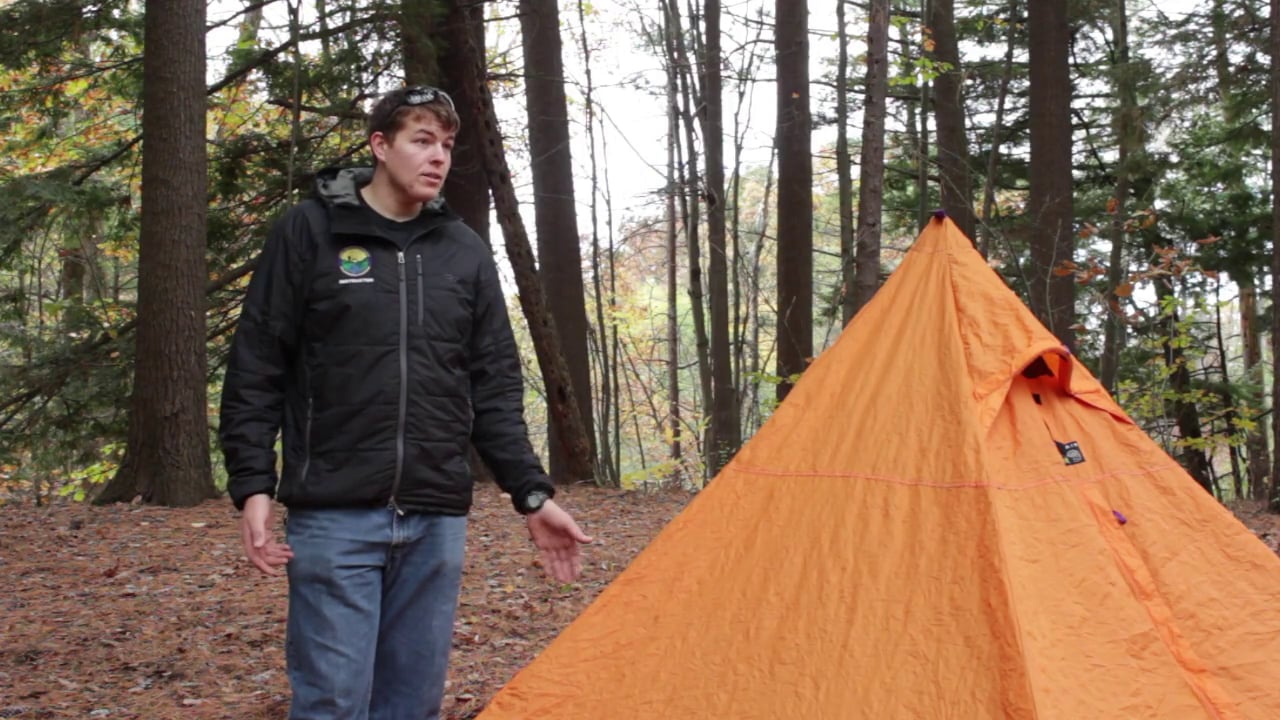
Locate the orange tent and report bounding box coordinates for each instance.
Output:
[478,216,1280,719]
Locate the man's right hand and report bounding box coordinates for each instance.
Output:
[240,493,294,576]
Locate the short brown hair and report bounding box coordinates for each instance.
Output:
[367,86,460,142]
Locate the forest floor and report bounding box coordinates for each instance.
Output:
[2,485,1279,719]
[0,483,691,719]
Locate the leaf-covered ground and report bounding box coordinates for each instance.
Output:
[2,486,1278,719]
[0,483,692,719]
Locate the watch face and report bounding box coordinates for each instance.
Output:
[526,491,548,512]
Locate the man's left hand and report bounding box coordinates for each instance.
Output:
[527,500,593,583]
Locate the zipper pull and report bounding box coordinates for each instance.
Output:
[397,251,405,277]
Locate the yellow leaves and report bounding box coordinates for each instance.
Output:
[100,234,138,263]
[1106,197,1119,214]
[1078,222,1098,239]
[1114,282,1134,297]
[65,77,90,96]
[0,70,21,93]
[1232,415,1259,434]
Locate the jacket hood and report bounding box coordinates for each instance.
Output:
[313,166,449,214]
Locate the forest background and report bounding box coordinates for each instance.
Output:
[1,0,1279,513]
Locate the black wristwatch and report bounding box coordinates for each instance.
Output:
[519,489,551,515]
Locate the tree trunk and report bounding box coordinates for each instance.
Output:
[437,0,492,244]
[1213,282,1243,498]
[403,0,491,240]
[917,0,931,230]
[836,0,856,324]
[1155,276,1214,495]
[575,0,618,487]
[978,0,1017,257]
[701,0,739,473]
[60,35,101,333]
[853,0,889,316]
[1099,0,1135,393]
[896,20,922,228]
[730,18,767,434]
[665,17,682,475]
[744,152,776,433]
[1240,282,1271,499]
[96,0,216,507]
[775,0,813,401]
[401,0,443,89]
[929,0,974,240]
[1270,0,1280,509]
[666,0,713,470]
[58,232,89,332]
[519,0,595,483]
[457,12,595,485]
[1027,0,1075,349]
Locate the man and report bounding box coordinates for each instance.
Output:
[219,85,591,719]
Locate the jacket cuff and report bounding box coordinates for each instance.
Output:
[228,476,277,511]
[511,478,555,514]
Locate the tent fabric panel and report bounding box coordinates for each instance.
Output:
[988,372,1280,718]
[480,476,1037,719]
[988,478,1233,719]
[1079,470,1280,718]
[731,237,990,486]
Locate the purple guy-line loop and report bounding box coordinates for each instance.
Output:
[1112,510,1128,525]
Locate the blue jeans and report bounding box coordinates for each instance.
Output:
[284,507,467,720]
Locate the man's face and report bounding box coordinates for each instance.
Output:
[370,111,455,203]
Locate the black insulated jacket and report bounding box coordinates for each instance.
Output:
[219,167,553,514]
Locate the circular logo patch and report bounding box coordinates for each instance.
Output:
[339,246,372,277]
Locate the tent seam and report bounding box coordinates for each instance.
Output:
[941,226,1041,717]
[728,463,1179,490]
[1081,489,1233,720]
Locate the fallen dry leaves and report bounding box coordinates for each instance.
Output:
[0,483,690,719]
[1227,498,1280,555]
[3,486,1279,718]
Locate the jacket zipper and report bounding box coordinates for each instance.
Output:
[389,251,408,514]
[416,254,424,326]
[298,396,314,488]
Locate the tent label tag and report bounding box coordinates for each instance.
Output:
[1057,441,1085,465]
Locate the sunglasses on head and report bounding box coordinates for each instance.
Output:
[398,86,455,112]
